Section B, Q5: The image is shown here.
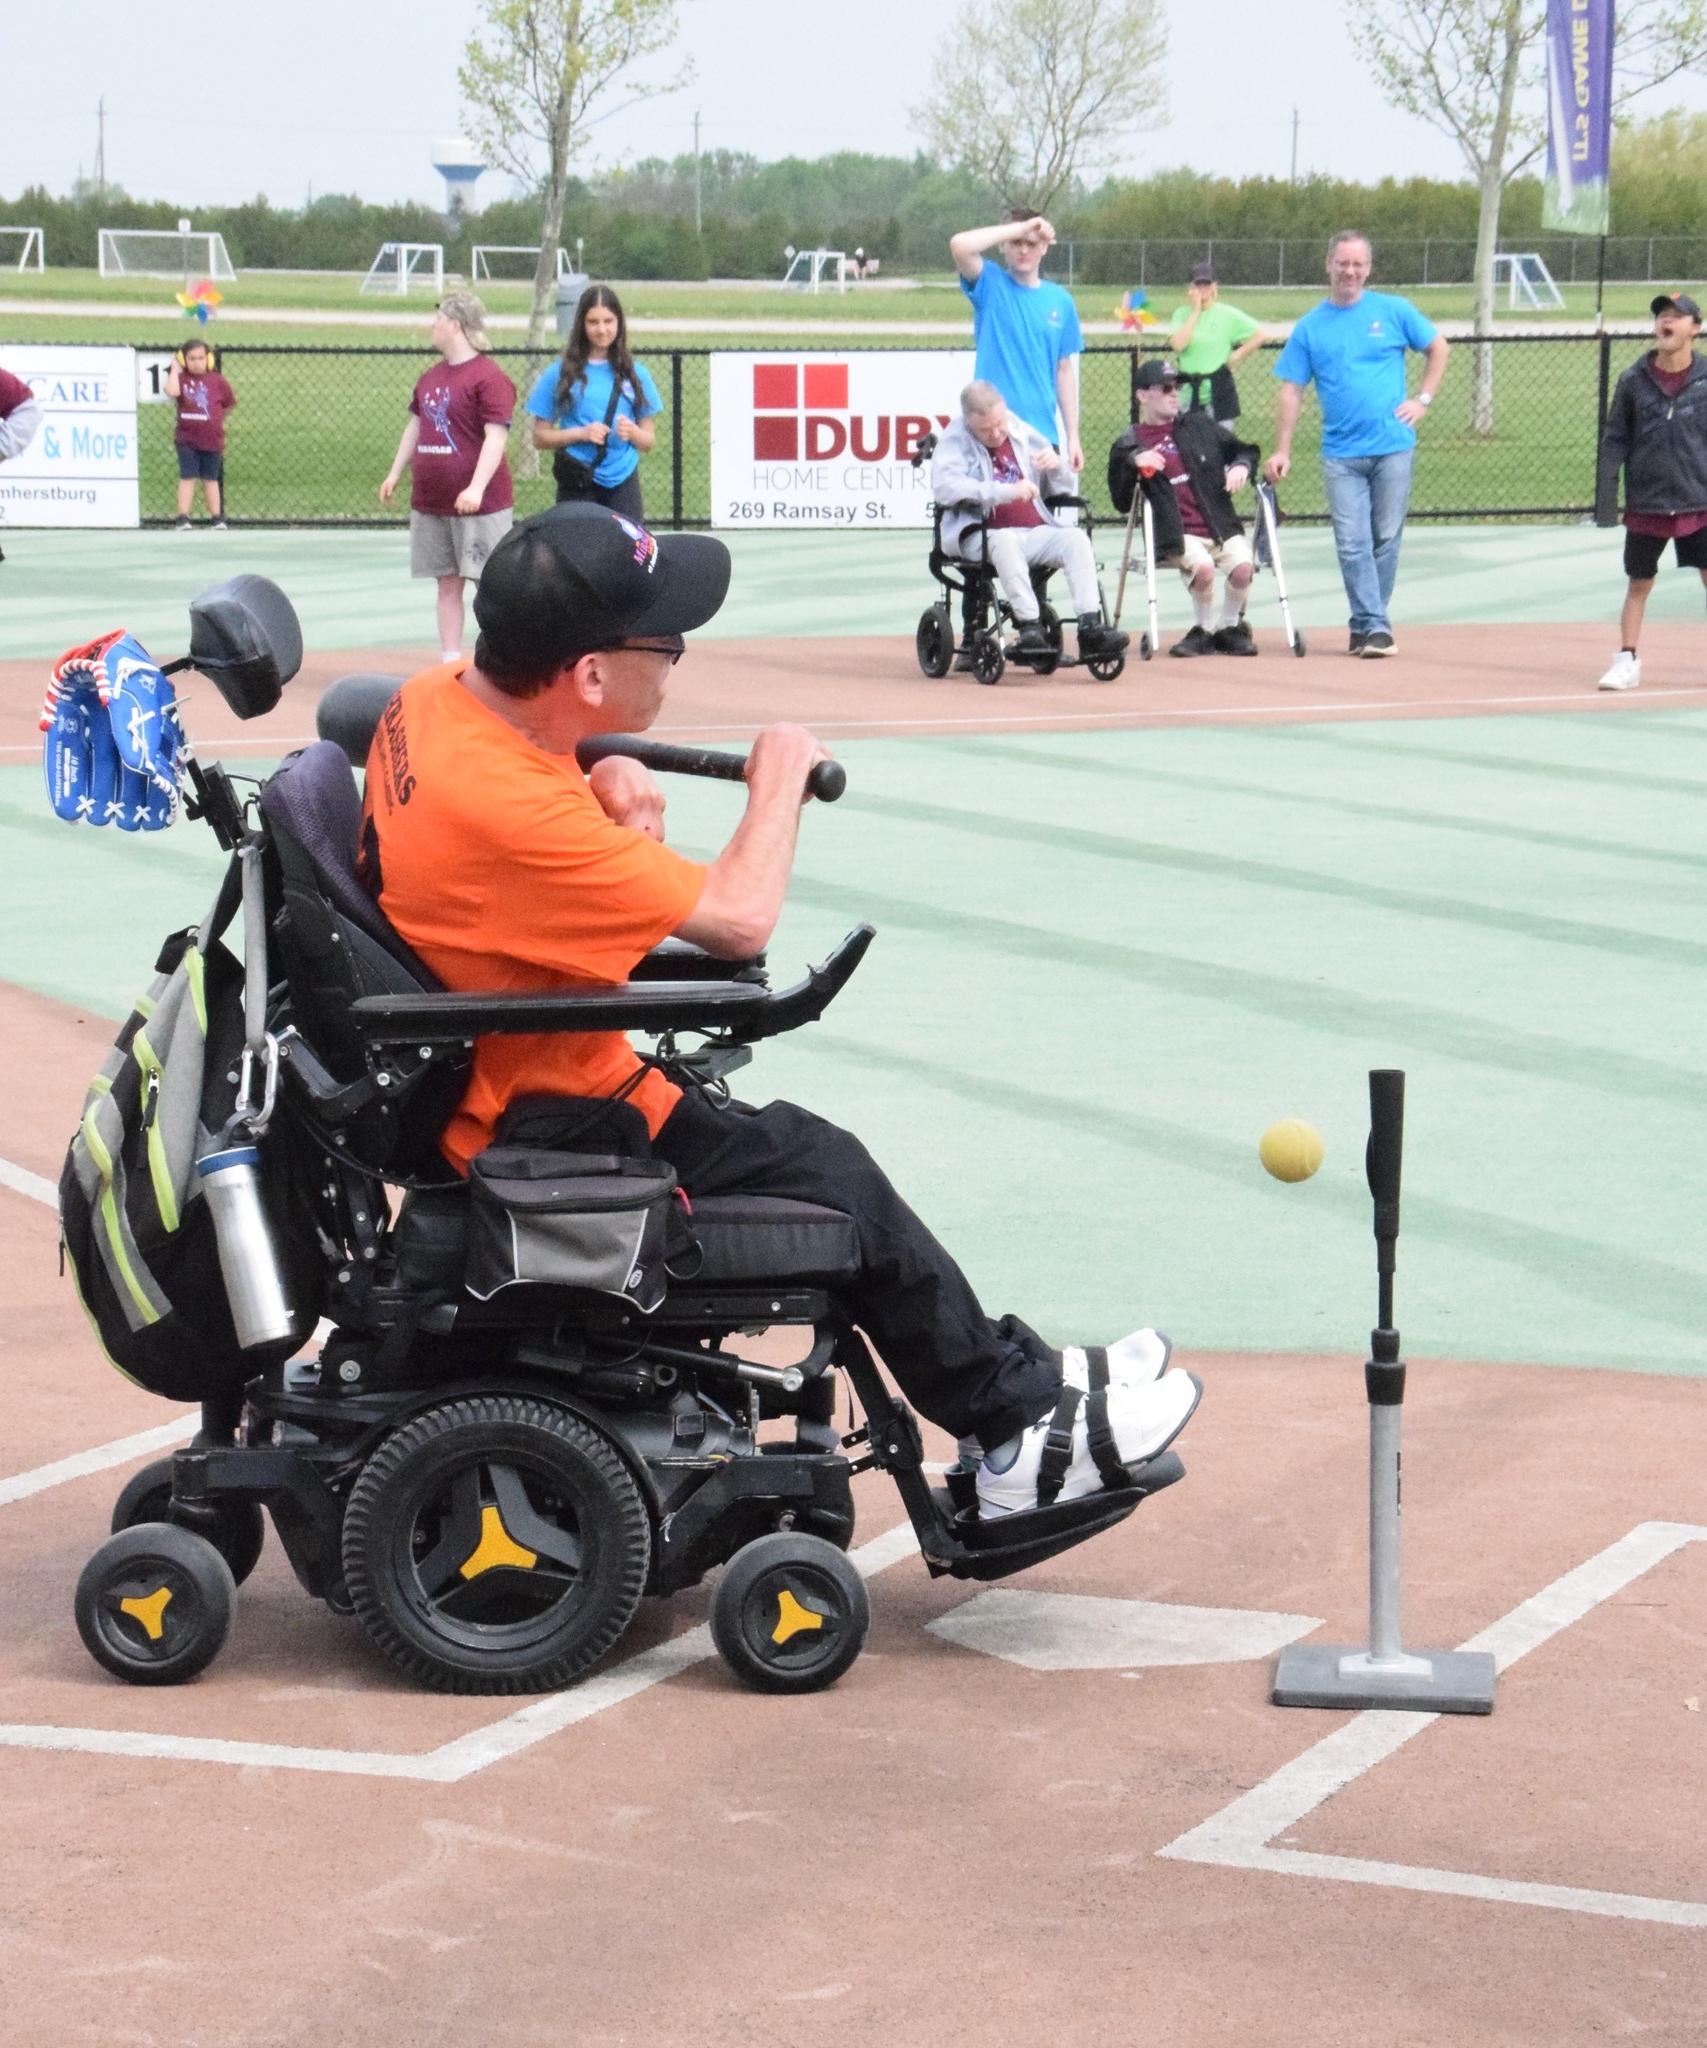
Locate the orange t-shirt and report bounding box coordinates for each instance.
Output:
[360,662,707,1172]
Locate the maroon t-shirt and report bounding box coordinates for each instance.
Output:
[1625,354,1707,540]
[1136,422,1211,537]
[173,370,236,452]
[988,435,1045,529]
[408,355,516,516]
[0,365,33,418]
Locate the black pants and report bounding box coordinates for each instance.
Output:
[556,470,645,522]
[502,1089,1062,1447]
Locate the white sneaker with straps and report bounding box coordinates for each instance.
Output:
[1598,650,1641,691]
[976,1364,1202,1518]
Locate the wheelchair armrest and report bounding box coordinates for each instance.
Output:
[1044,494,1091,512]
[349,925,874,1049]
[631,936,766,984]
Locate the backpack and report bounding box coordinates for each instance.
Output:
[58,862,318,1404]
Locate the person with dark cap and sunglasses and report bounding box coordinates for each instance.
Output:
[1108,359,1261,656]
[1166,264,1278,428]
[1593,291,1707,692]
[359,502,1202,1518]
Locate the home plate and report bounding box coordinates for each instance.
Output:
[927,1590,1322,1672]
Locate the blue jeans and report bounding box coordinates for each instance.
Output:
[1322,449,1414,637]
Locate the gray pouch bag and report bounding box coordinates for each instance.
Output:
[465,1147,686,1312]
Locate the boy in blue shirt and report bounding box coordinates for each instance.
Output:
[951,209,1084,469]
[1265,233,1450,656]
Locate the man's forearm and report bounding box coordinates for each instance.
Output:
[387,417,420,479]
[1056,357,1080,441]
[680,787,804,958]
[1420,336,1450,399]
[951,220,1021,266]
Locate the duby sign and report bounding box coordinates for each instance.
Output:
[710,350,973,528]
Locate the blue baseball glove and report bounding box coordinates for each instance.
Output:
[42,631,184,831]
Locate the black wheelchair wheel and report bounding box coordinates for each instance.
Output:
[1086,654,1126,682]
[111,1457,265,1587]
[971,634,1005,685]
[1139,634,1153,662]
[915,604,954,678]
[341,1396,651,1695]
[75,1522,236,1685]
[1292,629,1308,658]
[710,1532,870,1694]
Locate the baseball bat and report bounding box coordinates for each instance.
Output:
[576,735,845,802]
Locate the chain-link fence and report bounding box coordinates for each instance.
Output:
[1058,236,1707,290]
[103,332,1634,532]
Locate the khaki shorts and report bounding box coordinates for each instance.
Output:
[409,507,513,580]
[1173,531,1252,578]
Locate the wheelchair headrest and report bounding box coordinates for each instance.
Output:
[188,576,304,719]
[318,673,405,767]
[258,741,440,989]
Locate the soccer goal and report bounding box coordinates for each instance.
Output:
[360,242,445,295]
[0,227,45,273]
[1493,252,1566,312]
[781,247,849,294]
[472,244,570,281]
[98,228,235,281]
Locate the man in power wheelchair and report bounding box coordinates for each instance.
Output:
[917,381,1130,686]
[62,507,1198,1698]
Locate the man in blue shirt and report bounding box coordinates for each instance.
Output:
[951,209,1085,470]
[1265,233,1450,656]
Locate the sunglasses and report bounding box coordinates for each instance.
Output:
[612,637,685,665]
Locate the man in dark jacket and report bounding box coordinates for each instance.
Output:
[1593,292,1707,692]
[1108,358,1261,655]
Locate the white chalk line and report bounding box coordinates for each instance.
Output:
[1157,1520,1707,1927]
[0,1154,57,1208]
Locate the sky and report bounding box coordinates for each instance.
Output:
[6,0,1707,213]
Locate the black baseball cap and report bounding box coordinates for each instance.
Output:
[1189,262,1216,284]
[473,503,732,669]
[1651,292,1702,322]
[1134,358,1182,390]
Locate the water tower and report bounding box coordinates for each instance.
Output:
[431,137,485,216]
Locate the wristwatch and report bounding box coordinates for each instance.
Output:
[1417,392,1434,407]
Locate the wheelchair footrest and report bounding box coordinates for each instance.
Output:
[926,1450,1187,1583]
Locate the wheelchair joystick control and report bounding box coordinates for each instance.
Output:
[197,1143,302,1350]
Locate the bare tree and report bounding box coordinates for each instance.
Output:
[460,0,690,352]
[911,0,1167,212]
[1350,0,1707,431]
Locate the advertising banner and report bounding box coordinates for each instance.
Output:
[710,350,974,528]
[0,345,140,528]
[1543,0,1614,236]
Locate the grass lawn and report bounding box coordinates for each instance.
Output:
[0,267,1629,527]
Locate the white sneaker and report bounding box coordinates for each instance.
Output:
[1598,650,1641,691]
[976,1367,1202,1518]
[1063,1329,1172,1389]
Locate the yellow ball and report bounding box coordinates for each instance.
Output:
[1259,1118,1324,1183]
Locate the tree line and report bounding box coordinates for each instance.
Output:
[3,120,1703,284]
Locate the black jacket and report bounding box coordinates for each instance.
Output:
[1107,410,1260,556]
[1595,351,1707,524]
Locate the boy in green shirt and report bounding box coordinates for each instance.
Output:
[1167,264,1277,424]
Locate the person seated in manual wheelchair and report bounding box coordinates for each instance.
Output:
[928,380,1129,672]
[362,502,1197,1516]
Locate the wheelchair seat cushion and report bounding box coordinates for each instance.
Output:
[687,1195,858,1285]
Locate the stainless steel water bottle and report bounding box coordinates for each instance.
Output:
[196,1143,300,1349]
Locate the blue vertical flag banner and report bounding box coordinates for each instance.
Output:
[1544,0,1614,235]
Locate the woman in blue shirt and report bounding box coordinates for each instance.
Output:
[526,285,664,520]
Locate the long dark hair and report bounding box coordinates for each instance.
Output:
[554,284,640,413]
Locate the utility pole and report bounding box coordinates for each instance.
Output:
[693,109,703,235]
[1290,107,1299,185]
[95,97,107,198]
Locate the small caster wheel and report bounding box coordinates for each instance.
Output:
[1292,630,1308,658]
[1139,634,1153,661]
[75,1523,236,1685]
[971,634,1005,685]
[915,604,954,678]
[1086,654,1126,681]
[711,1532,870,1694]
[111,1457,265,1586]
